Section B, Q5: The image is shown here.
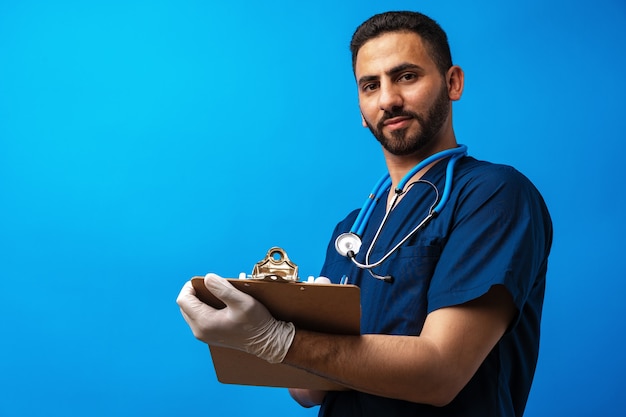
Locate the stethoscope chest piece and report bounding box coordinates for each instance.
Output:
[335,232,362,258]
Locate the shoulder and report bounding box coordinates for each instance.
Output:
[333,208,360,234]
[455,157,536,189]
[452,157,549,213]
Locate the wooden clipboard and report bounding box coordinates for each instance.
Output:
[191,276,361,390]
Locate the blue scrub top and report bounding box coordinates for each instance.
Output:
[318,156,553,417]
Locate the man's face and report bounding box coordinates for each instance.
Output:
[355,31,451,156]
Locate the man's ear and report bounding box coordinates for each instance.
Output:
[361,113,368,128]
[447,65,464,101]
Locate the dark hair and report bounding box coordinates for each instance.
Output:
[350,11,453,76]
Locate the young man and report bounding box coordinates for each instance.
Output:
[177,11,552,417]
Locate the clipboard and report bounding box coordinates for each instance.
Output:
[190,247,361,390]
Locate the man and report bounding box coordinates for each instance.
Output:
[177,11,552,417]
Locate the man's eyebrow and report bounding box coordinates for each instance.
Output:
[357,74,379,86]
[387,62,423,75]
[357,62,424,86]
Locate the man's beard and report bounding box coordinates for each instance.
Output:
[364,84,450,156]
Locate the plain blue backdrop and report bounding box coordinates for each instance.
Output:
[1,1,624,416]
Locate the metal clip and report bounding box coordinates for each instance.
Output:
[251,247,299,282]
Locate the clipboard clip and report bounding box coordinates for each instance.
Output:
[250,247,299,282]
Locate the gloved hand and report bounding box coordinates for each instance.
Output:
[177,273,295,364]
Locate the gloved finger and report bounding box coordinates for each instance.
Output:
[177,280,215,319]
[176,280,195,307]
[203,273,256,309]
[178,303,214,342]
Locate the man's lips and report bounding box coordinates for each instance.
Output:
[383,116,413,130]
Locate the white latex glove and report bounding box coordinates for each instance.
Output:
[177,273,295,364]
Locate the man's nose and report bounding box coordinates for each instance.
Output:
[378,82,403,111]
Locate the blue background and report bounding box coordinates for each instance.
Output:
[1,0,624,416]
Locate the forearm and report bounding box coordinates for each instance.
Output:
[283,330,453,406]
[282,286,514,406]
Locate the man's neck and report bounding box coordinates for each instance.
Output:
[383,137,459,190]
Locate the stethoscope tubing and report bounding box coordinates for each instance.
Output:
[337,145,468,281]
[350,145,467,235]
[354,176,391,237]
[354,208,436,271]
[396,145,467,191]
[432,150,465,214]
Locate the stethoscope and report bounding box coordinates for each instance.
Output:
[334,145,468,283]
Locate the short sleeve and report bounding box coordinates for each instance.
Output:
[427,164,552,318]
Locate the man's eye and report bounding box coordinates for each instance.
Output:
[399,73,417,82]
[362,83,379,92]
